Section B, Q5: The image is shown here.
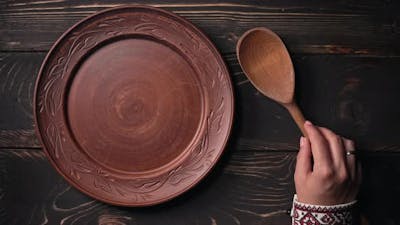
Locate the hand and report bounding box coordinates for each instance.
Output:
[294,121,361,205]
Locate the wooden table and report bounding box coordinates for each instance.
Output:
[1,1,399,224]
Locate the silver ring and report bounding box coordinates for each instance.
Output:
[346,150,356,156]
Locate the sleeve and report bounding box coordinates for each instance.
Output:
[290,194,357,225]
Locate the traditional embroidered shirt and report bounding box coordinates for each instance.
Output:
[291,194,357,225]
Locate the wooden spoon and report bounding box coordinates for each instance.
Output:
[236,27,307,136]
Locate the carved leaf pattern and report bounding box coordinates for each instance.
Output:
[38,57,65,116]
[39,17,131,117]
[134,23,163,33]
[45,122,63,159]
[210,70,226,134]
[38,12,229,202]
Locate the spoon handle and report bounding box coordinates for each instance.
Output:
[284,102,307,137]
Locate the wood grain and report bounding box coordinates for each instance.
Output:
[1,52,400,151]
[234,53,400,152]
[358,152,400,225]
[0,53,43,148]
[236,27,308,136]
[1,1,399,224]
[0,0,399,55]
[1,148,400,224]
[0,148,295,225]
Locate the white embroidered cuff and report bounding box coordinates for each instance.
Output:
[291,194,357,225]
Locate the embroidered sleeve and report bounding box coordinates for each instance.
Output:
[290,194,357,225]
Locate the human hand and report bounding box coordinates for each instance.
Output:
[294,121,361,205]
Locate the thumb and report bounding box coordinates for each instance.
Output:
[295,136,313,177]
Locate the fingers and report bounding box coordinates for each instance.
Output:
[304,121,332,170]
[318,127,346,169]
[297,121,362,204]
[296,136,312,175]
[342,137,357,180]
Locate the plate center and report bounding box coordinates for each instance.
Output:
[67,38,203,173]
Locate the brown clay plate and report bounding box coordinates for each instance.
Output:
[34,5,233,206]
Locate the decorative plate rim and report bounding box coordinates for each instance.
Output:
[33,4,234,206]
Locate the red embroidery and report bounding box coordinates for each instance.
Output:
[291,197,356,225]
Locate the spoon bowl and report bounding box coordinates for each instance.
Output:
[237,27,307,136]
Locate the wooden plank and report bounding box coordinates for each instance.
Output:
[0,0,399,55]
[0,53,43,147]
[0,148,295,225]
[231,53,400,152]
[358,152,400,225]
[1,52,400,151]
[1,148,400,224]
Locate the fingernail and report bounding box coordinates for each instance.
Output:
[305,121,312,126]
[300,136,305,147]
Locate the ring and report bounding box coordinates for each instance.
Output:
[346,150,356,156]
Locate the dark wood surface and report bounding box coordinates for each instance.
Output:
[1,0,400,224]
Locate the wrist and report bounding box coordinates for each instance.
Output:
[295,193,356,206]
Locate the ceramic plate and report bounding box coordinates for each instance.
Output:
[34,5,234,206]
